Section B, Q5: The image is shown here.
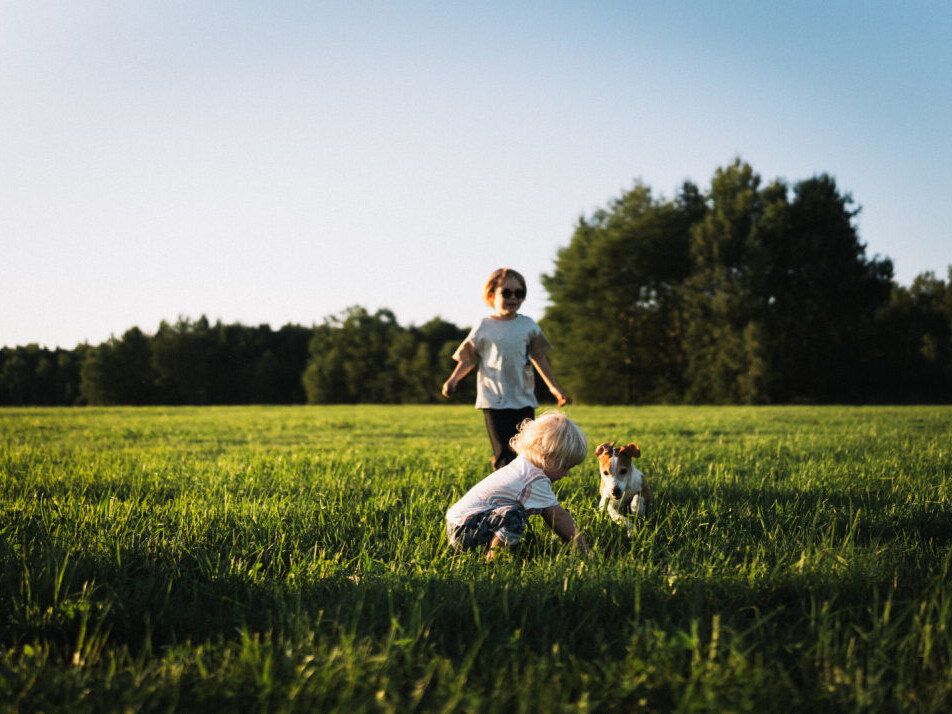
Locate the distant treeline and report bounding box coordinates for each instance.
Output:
[3,159,951,406]
[0,312,471,406]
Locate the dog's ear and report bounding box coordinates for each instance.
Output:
[595,442,614,457]
[619,443,641,458]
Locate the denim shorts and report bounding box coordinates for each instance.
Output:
[447,505,529,550]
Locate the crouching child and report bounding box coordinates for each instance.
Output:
[446,412,590,562]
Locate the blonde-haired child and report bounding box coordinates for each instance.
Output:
[446,412,590,561]
[442,268,569,469]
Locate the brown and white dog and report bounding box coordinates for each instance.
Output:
[595,442,652,533]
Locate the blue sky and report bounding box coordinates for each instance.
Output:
[2,1,950,349]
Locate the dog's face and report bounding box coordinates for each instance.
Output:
[595,442,642,500]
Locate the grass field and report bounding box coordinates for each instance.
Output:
[1,404,951,712]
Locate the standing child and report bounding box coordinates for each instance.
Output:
[446,412,589,562]
[442,267,568,470]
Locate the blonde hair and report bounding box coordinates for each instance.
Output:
[510,412,587,471]
[483,268,527,307]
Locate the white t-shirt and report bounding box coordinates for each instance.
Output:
[453,315,553,409]
[446,456,560,526]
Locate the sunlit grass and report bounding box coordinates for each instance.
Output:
[1,405,951,711]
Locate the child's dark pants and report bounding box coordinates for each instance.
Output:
[483,407,535,470]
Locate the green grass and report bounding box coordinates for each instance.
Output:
[1,405,951,712]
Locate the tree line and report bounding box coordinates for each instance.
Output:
[0,313,472,407]
[2,160,950,406]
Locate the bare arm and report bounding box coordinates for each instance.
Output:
[530,354,568,406]
[540,504,589,553]
[441,358,476,398]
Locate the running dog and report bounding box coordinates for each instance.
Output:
[595,441,652,534]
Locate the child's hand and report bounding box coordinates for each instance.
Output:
[441,379,457,398]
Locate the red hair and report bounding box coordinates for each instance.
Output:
[483,268,527,307]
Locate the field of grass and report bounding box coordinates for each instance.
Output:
[1,404,951,712]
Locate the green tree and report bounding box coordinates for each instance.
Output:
[267,324,312,403]
[79,344,112,405]
[681,160,777,403]
[0,352,32,405]
[303,307,405,403]
[387,331,431,403]
[872,269,952,401]
[759,174,893,402]
[152,316,216,404]
[542,180,704,403]
[412,318,471,404]
[543,159,900,404]
[56,347,85,405]
[79,327,156,405]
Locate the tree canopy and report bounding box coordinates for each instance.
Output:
[542,159,940,404]
[2,160,950,406]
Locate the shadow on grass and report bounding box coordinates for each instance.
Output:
[645,480,952,547]
[3,532,946,664]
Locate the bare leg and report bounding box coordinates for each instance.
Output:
[485,535,505,562]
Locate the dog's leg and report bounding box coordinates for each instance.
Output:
[607,503,625,525]
[614,507,634,536]
[630,494,646,516]
[607,503,634,535]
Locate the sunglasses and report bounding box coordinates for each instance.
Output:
[500,288,526,300]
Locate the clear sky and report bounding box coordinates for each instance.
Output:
[3,1,950,350]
